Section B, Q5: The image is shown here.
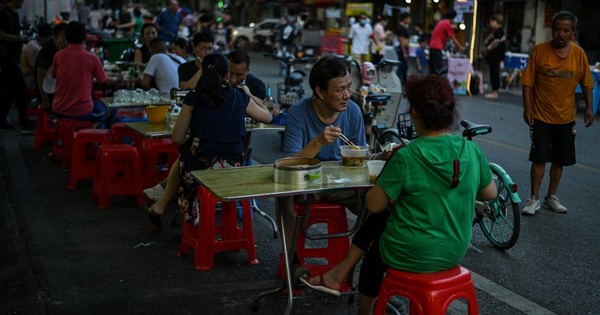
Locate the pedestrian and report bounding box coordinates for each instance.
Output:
[482,14,506,99]
[394,12,411,85]
[415,37,428,76]
[155,0,181,43]
[429,9,464,74]
[50,21,109,126]
[305,76,496,313]
[521,10,594,215]
[0,0,34,132]
[348,13,373,63]
[371,15,388,65]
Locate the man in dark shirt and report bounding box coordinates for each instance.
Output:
[394,13,411,86]
[228,49,267,100]
[178,31,213,90]
[0,0,33,132]
[35,23,67,112]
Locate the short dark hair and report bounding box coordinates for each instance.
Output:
[53,23,67,36]
[228,49,250,67]
[405,75,457,131]
[552,10,578,30]
[192,31,214,46]
[309,56,350,96]
[444,9,457,20]
[149,37,166,53]
[400,13,411,21]
[65,21,86,44]
[37,23,53,37]
[171,37,190,52]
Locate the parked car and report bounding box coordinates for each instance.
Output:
[231,18,281,51]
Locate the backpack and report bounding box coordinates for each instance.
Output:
[281,23,297,45]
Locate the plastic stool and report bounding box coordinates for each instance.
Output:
[33,106,56,150]
[140,138,179,187]
[374,266,479,315]
[68,129,110,190]
[178,186,259,271]
[51,119,94,167]
[108,122,143,147]
[92,144,145,208]
[277,203,353,292]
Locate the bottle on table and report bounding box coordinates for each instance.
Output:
[263,84,275,111]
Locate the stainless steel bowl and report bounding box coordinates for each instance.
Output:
[273,157,322,186]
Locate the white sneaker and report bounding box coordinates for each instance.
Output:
[542,195,567,213]
[522,196,540,215]
[143,183,165,202]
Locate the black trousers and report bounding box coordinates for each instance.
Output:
[487,57,502,91]
[429,49,445,74]
[0,60,30,126]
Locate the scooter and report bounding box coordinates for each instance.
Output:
[344,56,407,152]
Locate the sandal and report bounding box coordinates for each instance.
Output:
[143,183,165,202]
[300,275,341,297]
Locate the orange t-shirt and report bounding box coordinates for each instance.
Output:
[521,41,593,124]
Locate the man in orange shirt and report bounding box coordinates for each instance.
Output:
[521,11,594,215]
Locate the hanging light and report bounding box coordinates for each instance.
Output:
[433,0,440,3]
[406,0,411,3]
[459,23,466,30]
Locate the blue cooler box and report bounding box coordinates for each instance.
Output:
[503,52,529,70]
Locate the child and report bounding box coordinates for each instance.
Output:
[415,37,428,76]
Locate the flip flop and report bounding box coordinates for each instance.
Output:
[299,275,341,297]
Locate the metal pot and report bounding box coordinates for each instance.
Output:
[273,157,322,186]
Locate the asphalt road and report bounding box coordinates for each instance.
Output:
[1,51,599,314]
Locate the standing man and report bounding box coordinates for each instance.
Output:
[155,0,181,43]
[348,13,373,63]
[0,0,34,132]
[371,15,388,65]
[394,12,411,85]
[521,11,594,215]
[429,9,464,74]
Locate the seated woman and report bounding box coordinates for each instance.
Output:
[134,23,158,64]
[147,53,272,232]
[305,75,497,315]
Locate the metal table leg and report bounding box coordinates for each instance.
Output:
[251,199,279,239]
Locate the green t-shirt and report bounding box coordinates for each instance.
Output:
[377,134,492,273]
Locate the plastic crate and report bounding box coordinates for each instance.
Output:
[503,52,529,70]
[396,112,417,140]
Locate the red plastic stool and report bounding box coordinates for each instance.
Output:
[374,266,479,315]
[178,186,259,271]
[92,144,145,208]
[108,122,143,147]
[33,106,56,150]
[68,129,110,190]
[140,138,179,187]
[277,203,353,292]
[51,119,94,167]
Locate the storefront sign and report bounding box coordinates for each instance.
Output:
[346,3,373,16]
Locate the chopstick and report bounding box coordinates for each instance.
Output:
[330,125,360,150]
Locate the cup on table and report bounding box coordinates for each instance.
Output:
[367,160,385,183]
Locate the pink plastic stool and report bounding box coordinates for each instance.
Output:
[92,144,145,208]
[140,138,179,187]
[68,129,110,190]
[178,186,259,271]
[51,119,94,167]
[33,105,55,150]
[374,266,479,315]
[277,203,353,292]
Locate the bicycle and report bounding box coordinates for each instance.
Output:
[263,52,314,111]
[394,116,521,250]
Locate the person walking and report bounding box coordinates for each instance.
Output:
[394,12,411,85]
[155,0,181,43]
[371,15,388,65]
[0,0,34,132]
[429,9,464,74]
[520,10,594,215]
[482,14,506,99]
[348,13,373,63]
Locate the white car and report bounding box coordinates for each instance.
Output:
[231,18,281,50]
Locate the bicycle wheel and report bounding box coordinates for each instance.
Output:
[474,167,520,250]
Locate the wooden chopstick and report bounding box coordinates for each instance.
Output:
[331,125,360,150]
